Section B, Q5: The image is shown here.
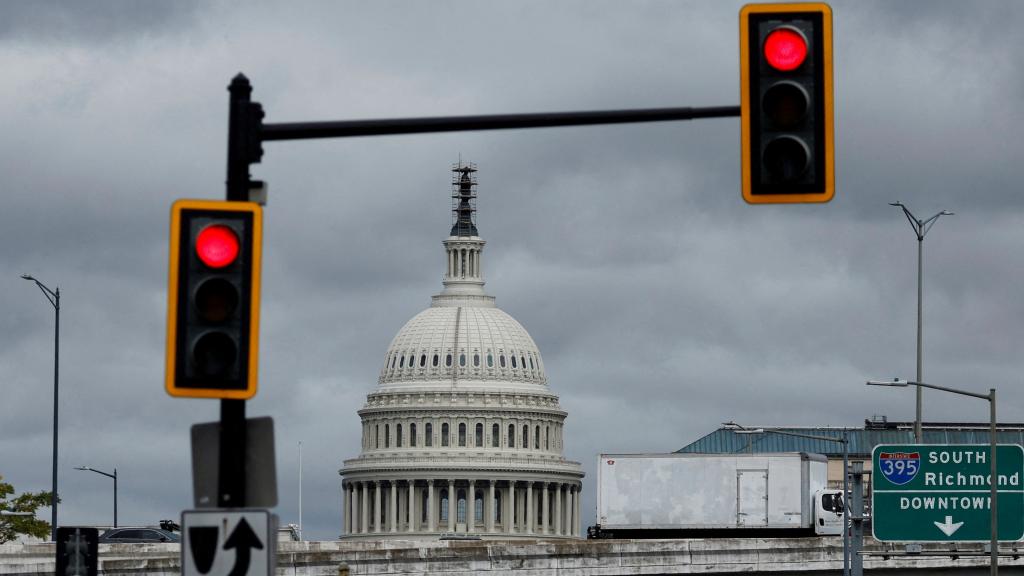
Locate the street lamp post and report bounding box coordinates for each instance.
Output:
[724,422,851,576]
[74,467,117,528]
[867,378,998,575]
[889,202,953,443]
[21,274,60,541]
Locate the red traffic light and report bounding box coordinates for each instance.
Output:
[763,27,808,71]
[195,225,240,268]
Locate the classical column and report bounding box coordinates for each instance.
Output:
[487,480,496,533]
[541,482,550,534]
[574,485,581,536]
[507,481,516,534]
[554,483,562,535]
[342,483,350,536]
[390,481,398,532]
[525,482,534,534]
[566,486,574,538]
[467,479,476,533]
[427,480,436,532]
[361,482,369,533]
[373,481,382,533]
[408,481,417,533]
[447,479,456,532]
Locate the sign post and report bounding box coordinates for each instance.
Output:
[872,444,1024,542]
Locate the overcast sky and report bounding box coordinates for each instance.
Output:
[3,0,1024,542]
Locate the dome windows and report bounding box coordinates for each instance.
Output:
[425,422,433,447]
[499,355,506,368]
[419,354,426,368]
[459,354,466,367]
[473,353,480,367]
[399,356,405,368]
[432,354,439,367]
[487,353,493,368]
[491,423,499,447]
[458,423,466,447]
[511,355,517,369]
[445,354,452,367]
[441,423,450,447]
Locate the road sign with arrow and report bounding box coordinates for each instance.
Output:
[872,444,1024,542]
[182,510,275,576]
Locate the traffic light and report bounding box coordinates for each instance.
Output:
[740,3,833,204]
[167,199,263,399]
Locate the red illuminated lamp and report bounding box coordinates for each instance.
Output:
[195,225,240,268]
[763,27,808,71]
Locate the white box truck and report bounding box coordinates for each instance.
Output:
[591,452,843,538]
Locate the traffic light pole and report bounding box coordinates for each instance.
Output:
[218,75,254,508]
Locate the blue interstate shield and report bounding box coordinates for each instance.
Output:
[878,451,921,485]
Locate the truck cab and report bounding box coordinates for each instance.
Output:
[813,490,844,535]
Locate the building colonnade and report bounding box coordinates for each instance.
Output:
[342,478,582,538]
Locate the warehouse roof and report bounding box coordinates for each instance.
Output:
[677,419,1024,458]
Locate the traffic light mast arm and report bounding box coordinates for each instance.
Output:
[259,105,741,141]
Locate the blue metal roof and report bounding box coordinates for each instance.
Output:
[678,424,1024,458]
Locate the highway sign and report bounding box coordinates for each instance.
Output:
[182,509,275,576]
[872,444,1024,542]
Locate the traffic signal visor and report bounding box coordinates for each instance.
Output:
[740,3,834,204]
[166,199,263,399]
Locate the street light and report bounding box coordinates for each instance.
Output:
[867,378,998,575]
[21,274,60,541]
[723,422,851,576]
[889,201,953,443]
[74,466,117,528]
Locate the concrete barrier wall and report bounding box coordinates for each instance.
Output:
[3,538,1024,575]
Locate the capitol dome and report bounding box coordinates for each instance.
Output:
[379,306,548,391]
[339,163,584,540]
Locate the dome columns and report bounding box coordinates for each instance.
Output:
[342,479,581,538]
[441,237,487,296]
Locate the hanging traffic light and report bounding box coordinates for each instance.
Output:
[166,199,263,399]
[740,3,833,204]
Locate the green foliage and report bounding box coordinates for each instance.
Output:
[0,475,54,543]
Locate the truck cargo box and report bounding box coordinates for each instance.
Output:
[596,452,835,533]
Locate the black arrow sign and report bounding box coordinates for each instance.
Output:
[223,518,263,576]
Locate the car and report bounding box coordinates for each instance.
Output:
[98,527,180,544]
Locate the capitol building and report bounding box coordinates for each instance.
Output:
[339,163,584,539]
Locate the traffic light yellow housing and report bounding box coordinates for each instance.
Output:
[166,199,263,399]
[741,3,834,204]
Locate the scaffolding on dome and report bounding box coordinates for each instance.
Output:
[450,161,478,237]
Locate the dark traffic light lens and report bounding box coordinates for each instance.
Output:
[763,136,810,182]
[195,278,239,323]
[195,225,240,269]
[762,81,809,129]
[763,27,808,71]
[193,331,238,377]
